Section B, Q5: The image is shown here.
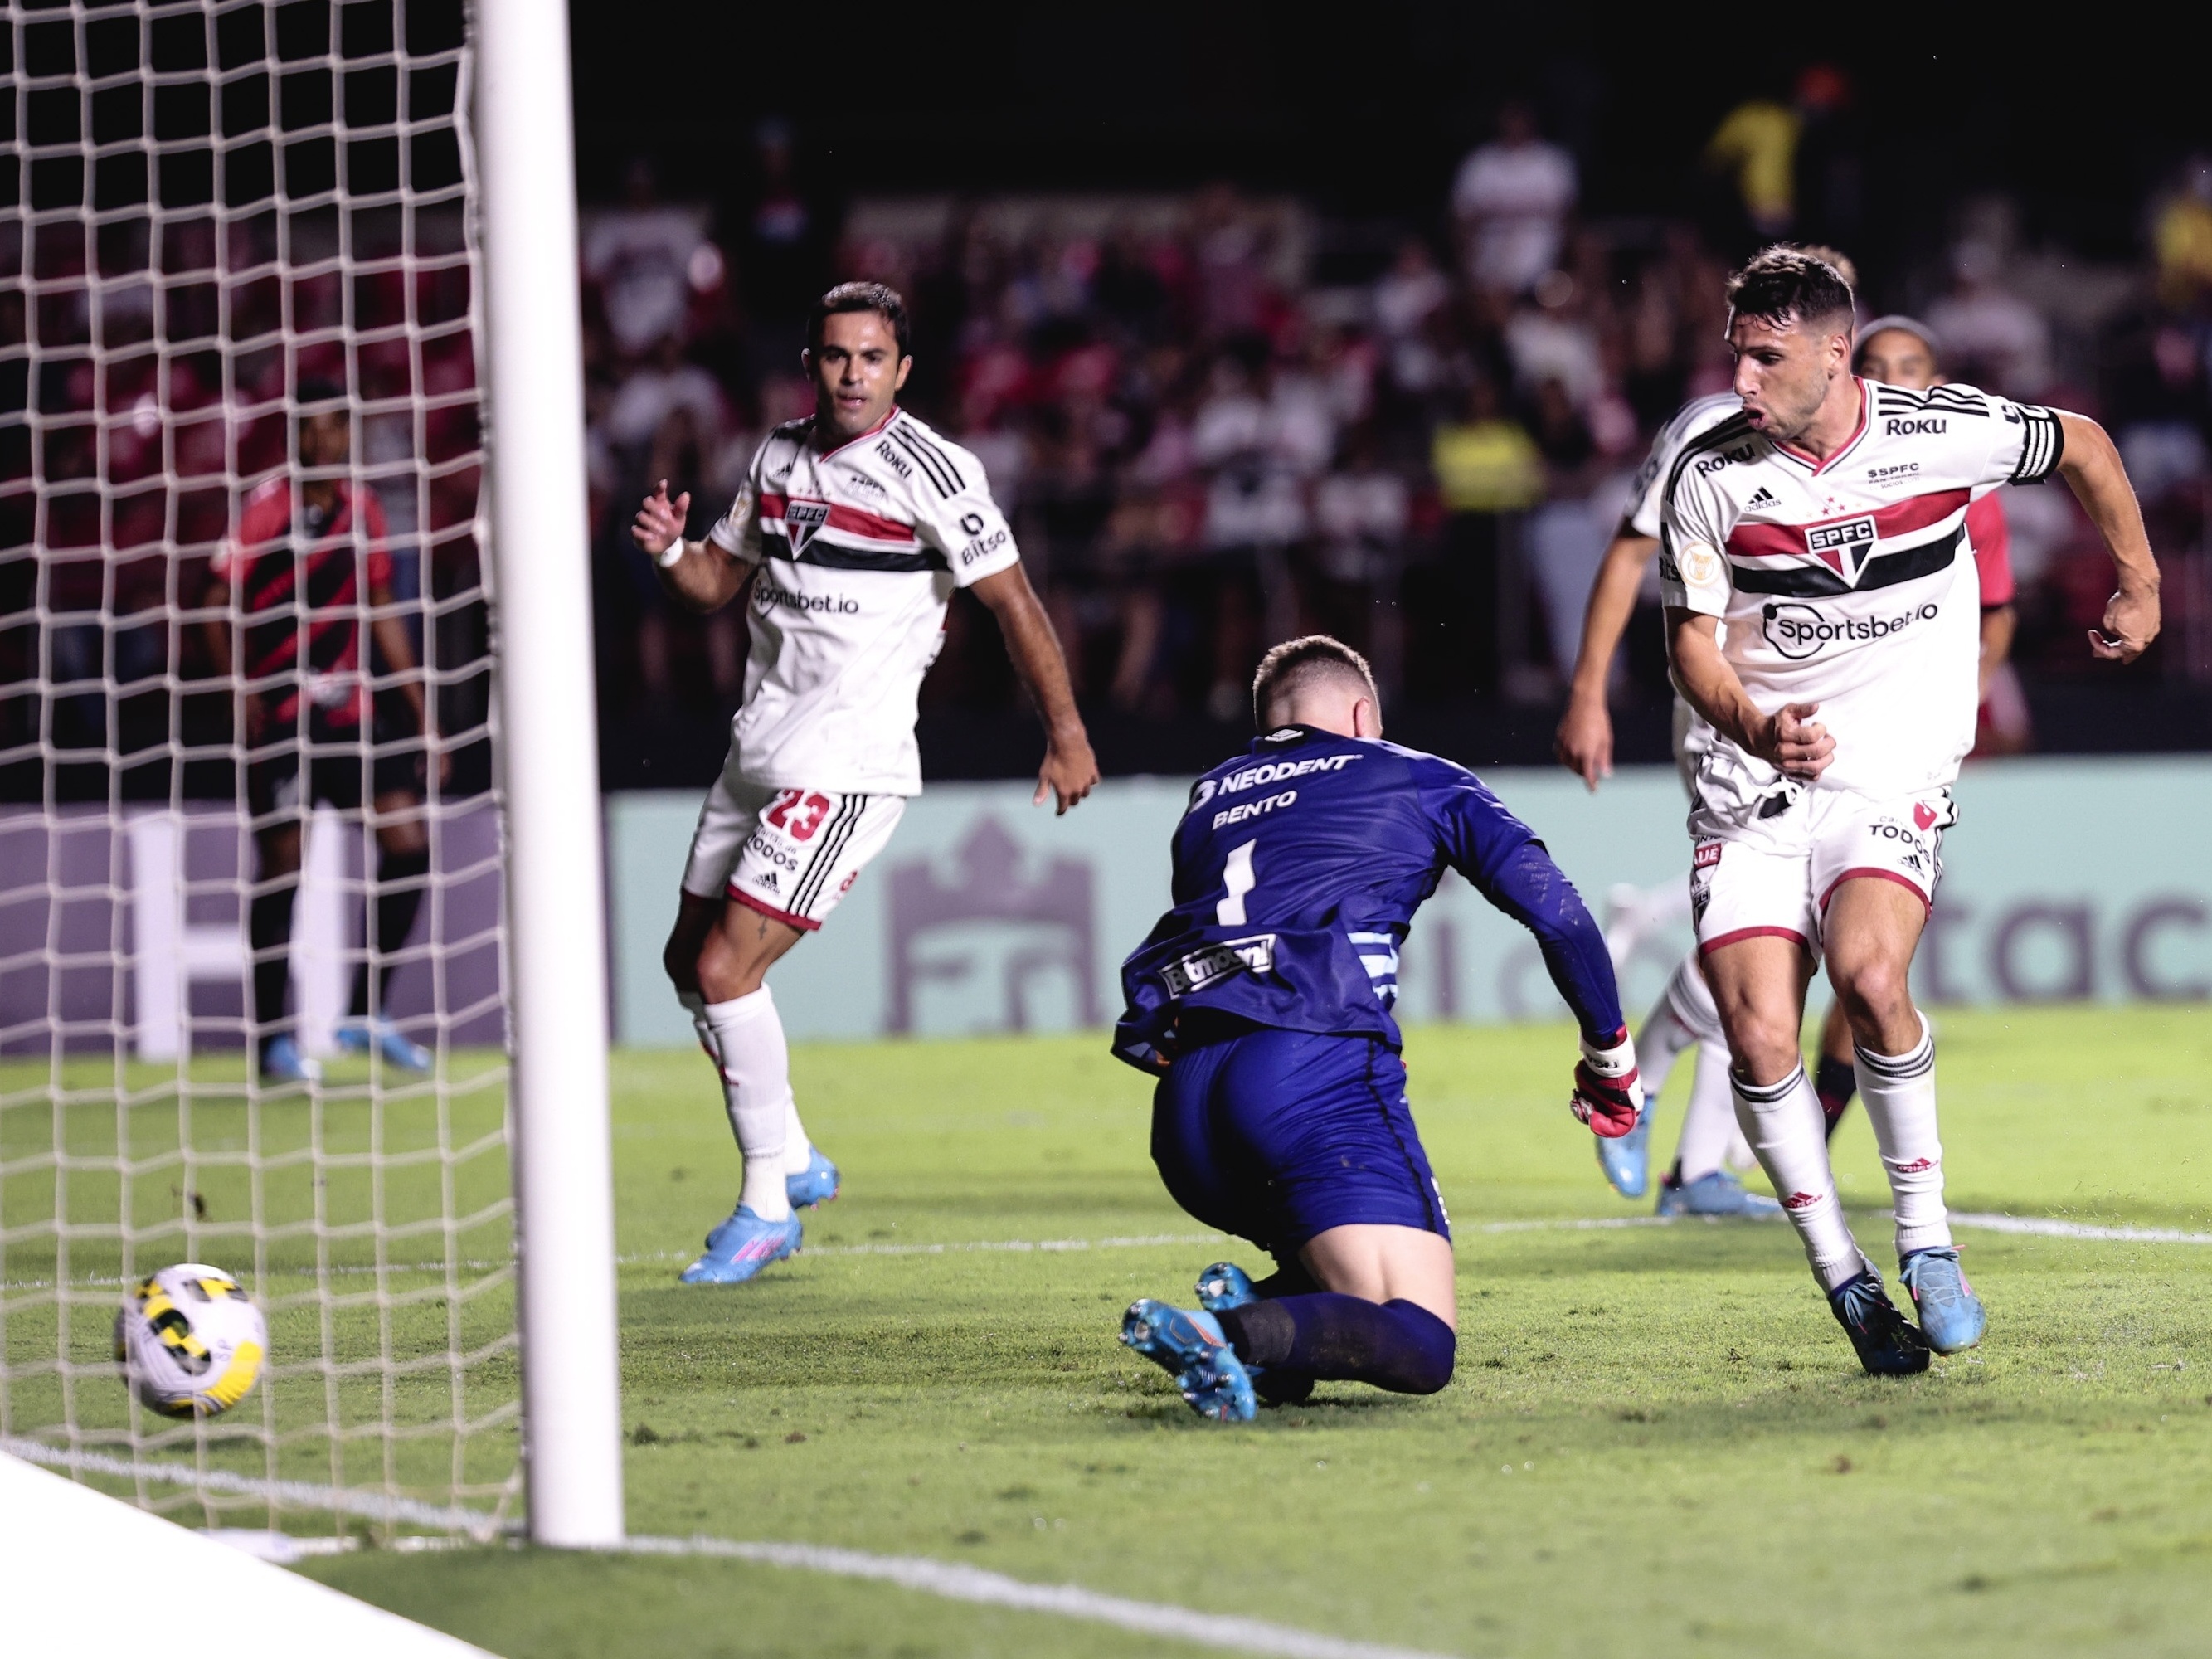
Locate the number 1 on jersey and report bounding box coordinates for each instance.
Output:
[1217,839,1257,926]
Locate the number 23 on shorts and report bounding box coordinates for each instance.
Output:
[765,788,833,841]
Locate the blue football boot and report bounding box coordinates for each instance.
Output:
[1193,1264,1314,1405]
[680,1205,802,1284]
[1597,1102,1654,1199]
[1194,1262,1259,1311]
[333,1017,433,1073]
[785,1147,840,1210]
[1827,1267,1932,1376]
[1120,1300,1257,1423]
[1656,1169,1783,1218]
[259,1035,323,1086]
[1899,1247,1986,1353]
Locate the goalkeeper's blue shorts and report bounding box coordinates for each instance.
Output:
[1150,1019,1448,1259]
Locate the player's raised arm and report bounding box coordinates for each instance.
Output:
[1554,523,1655,789]
[1423,769,1641,1136]
[634,477,751,613]
[970,562,1099,814]
[2048,410,2161,661]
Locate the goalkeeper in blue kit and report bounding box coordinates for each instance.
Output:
[1111,636,1641,1420]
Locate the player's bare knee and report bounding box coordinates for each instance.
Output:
[696,925,777,1003]
[1726,1019,1801,1085]
[1831,956,1910,1034]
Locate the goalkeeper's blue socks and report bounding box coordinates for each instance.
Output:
[1213,1293,1455,1395]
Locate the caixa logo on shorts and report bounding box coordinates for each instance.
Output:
[1760,600,1940,660]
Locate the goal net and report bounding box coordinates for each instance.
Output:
[2,0,521,1540]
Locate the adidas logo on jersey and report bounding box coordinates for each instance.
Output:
[757,870,780,890]
[1748,486,1778,508]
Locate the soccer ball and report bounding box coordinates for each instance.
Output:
[114,1264,268,1419]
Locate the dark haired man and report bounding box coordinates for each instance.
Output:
[1557,248,1863,1219]
[632,281,1098,1284]
[205,384,443,1084]
[1110,637,1638,1420]
[1661,246,2160,1373]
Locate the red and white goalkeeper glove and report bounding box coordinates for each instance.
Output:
[1570,1027,1644,1140]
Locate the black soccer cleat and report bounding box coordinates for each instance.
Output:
[1827,1268,1931,1376]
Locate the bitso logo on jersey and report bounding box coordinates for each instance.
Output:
[114,1263,268,1418]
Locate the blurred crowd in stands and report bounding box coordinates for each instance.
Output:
[581,90,2212,763]
[17,71,2209,792]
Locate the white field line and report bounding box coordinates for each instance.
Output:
[11,1210,2210,1292]
[1,1438,507,1537]
[620,1533,1458,1659]
[1947,1211,2212,1245]
[2,1441,1457,1659]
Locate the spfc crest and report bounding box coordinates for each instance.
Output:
[1802,513,1877,585]
[784,498,831,555]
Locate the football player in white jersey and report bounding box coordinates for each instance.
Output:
[631,282,1098,1283]
[1660,247,2159,1373]
[1557,261,2031,1219]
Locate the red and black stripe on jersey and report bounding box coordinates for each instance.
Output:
[221,480,391,727]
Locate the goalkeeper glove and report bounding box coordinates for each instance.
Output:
[1570,1026,1644,1140]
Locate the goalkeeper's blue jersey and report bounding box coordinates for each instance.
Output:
[1113,725,1623,1070]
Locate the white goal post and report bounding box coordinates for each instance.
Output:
[473,0,624,1549]
[0,0,621,1550]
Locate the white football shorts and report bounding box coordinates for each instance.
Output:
[681,771,907,930]
[1689,782,1953,961]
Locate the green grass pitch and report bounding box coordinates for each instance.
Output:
[296,1005,2205,1654]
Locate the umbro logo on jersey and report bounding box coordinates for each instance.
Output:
[784,498,831,553]
[1747,486,1778,508]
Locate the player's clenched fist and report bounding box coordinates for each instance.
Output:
[1757,700,1833,781]
[632,477,692,562]
[2088,585,2160,664]
[1570,1027,1644,1139]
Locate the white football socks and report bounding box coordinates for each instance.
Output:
[1733,1064,1865,1292]
[700,986,795,1222]
[1636,949,1721,1100]
[1641,951,1738,1184]
[782,1096,815,1177]
[1675,1039,1740,1183]
[685,986,820,1185]
[1855,1013,1950,1258]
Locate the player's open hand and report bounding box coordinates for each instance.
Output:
[2088,585,2160,664]
[1759,701,1833,781]
[632,478,691,558]
[1035,729,1100,815]
[1553,693,1613,791]
[1571,1027,1643,1139]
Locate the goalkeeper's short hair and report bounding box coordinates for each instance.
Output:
[1252,635,1380,729]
